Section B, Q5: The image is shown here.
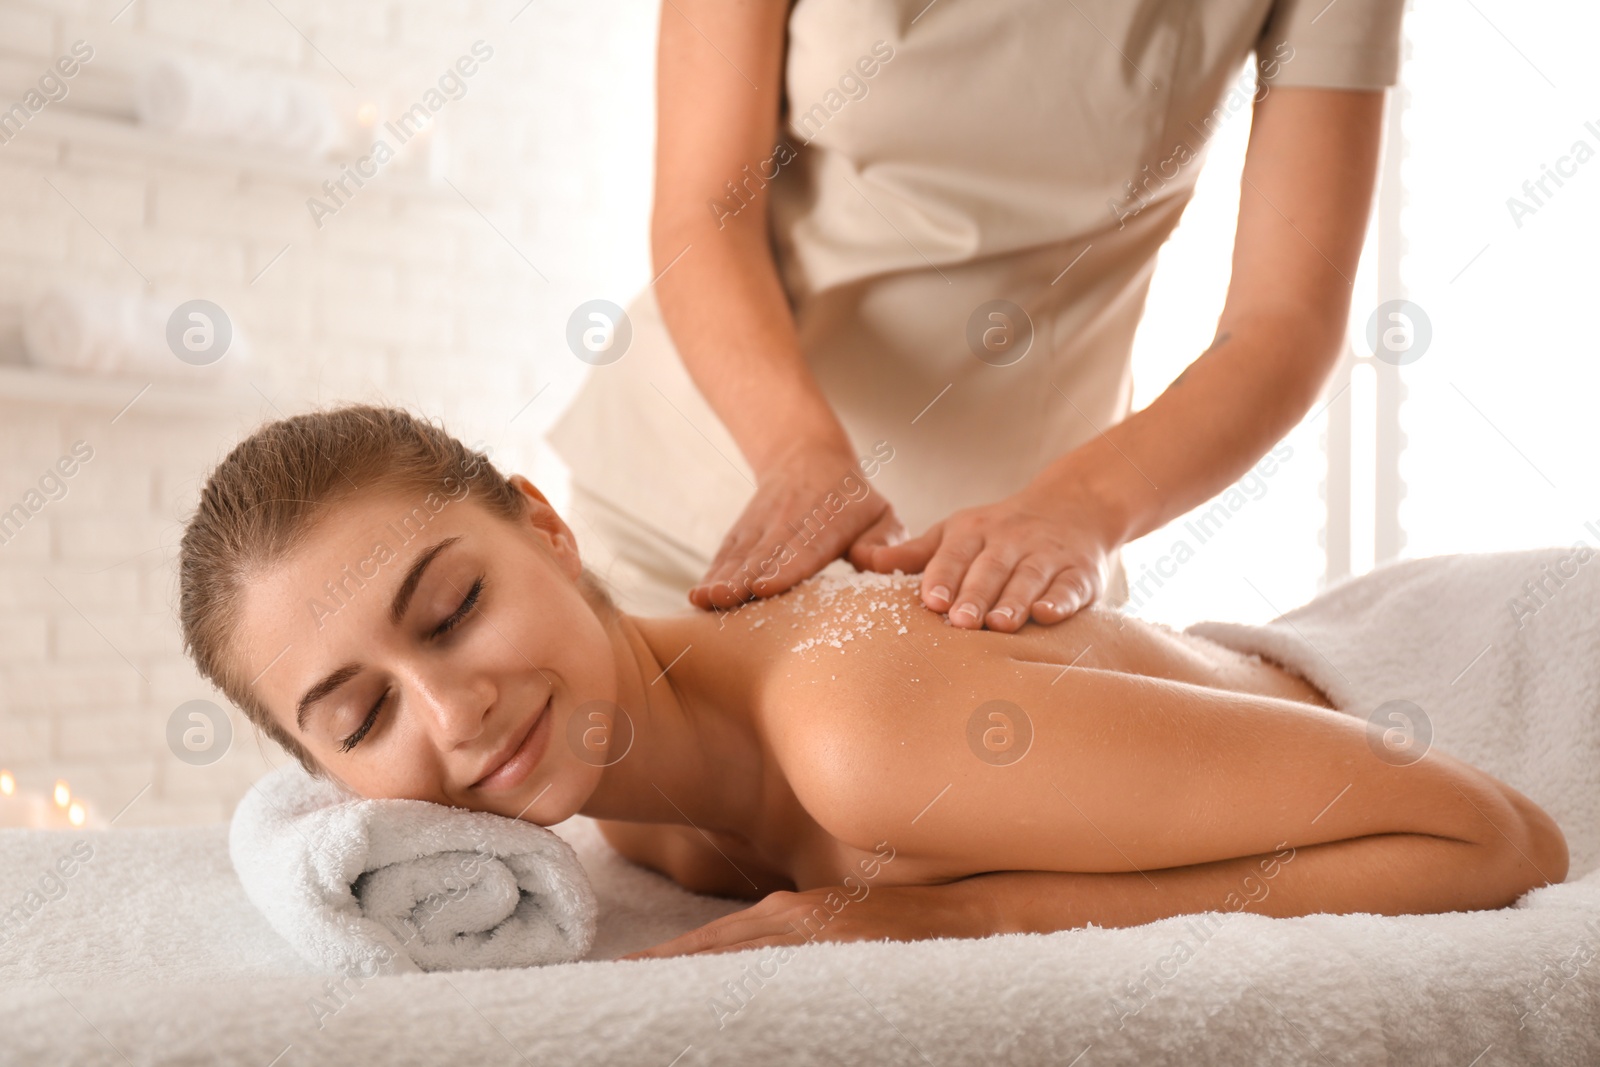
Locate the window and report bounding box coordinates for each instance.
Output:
[1122,0,1599,628]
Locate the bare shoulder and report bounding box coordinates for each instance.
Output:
[749,570,981,851]
[753,570,941,733]
[724,567,952,725]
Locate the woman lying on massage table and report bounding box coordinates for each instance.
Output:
[177,406,1569,960]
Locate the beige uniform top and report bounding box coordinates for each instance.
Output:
[548,0,1405,602]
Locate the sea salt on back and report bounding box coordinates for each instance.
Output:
[772,569,925,656]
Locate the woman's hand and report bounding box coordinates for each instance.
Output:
[689,443,906,611]
[863,466,1125,632]
[618,882,993,960]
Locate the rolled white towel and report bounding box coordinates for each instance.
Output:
[228,760,597,976]
[22,285,252,382]
[137,55,339,159]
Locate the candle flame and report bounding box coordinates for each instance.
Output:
[0,770,13,795]
[54,780,70,807]
[68,802,86,827]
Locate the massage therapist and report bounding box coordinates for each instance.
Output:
[547,0,1406,629]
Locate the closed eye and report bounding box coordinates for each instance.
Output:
[432,576,484,638]
[339,688,387,753]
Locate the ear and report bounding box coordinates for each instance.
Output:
[507,472,551,508]
[506,474,582,579]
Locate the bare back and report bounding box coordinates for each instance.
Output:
[599,571,1343,895]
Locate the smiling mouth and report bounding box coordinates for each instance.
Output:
[471,695,552,791]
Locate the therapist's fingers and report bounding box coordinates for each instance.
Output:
[1032,569,1098,623]
[690,475,898,610]
[918,525,990,618]
[942,543,1022,628]
[696,528,793,608]
[704,526,757,587]
[862,522,940,577]
[695,526,764,607]
[846,506,910,572]
[982,556,1060,633]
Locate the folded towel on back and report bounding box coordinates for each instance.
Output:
[1186,542,1600,876]
[228,760,597,975]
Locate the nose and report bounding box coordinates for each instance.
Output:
[404,660,497,751]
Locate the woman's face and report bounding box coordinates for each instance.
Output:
[237,476,615,822]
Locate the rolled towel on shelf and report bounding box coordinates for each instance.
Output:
[228,759,598,976]
[22,285,252,383]
[136,55,339,159]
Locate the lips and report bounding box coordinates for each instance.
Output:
[472,695,552,791]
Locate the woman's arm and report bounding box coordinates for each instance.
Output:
[785,663,1569,895]
[962,817,1566,936]
[620,822,1565,959]
[651,0,851,475]
[625,664,1569,959]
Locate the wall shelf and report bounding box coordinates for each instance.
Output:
[0,364,276,419]
[29,108,456,203]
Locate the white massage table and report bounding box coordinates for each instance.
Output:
[3,812,1598,1065]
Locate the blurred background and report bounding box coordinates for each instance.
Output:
[0,0,1594,828]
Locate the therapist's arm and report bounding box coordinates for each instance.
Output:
[1077,85,1389,557]
[651,0,904,610]
[871,85,1388,630]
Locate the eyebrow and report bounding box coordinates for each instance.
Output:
[296,663,361,733]
[389,536,461,626]
[293,536,463,734]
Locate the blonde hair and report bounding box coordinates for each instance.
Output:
[177,404,615,779]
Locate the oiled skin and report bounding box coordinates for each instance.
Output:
[597,573,1558,900]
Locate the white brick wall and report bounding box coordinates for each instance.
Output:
[0,0,658,826]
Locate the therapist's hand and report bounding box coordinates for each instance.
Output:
[863,468,1122,632]
[688,443,906,611]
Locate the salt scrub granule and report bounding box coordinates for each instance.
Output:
[784,569,922,655]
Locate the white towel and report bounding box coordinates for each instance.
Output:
[22,285,254,382]
[1186,542,1600,877]
[136,55,339,158]
[228,760,598,976]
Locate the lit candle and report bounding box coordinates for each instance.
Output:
[0,774,105,829]
[0,770,49,829]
